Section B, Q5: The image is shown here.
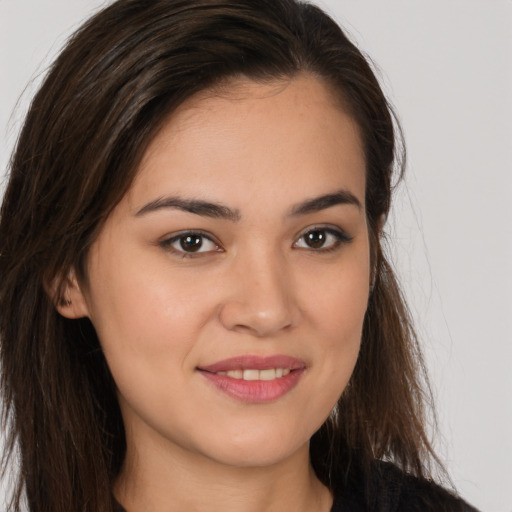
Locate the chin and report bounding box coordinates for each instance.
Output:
[209,443,305,469]
[194,421,312,469]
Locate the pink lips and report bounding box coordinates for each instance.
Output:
[197,355,306,403]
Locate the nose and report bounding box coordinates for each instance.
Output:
[218,250,301,337]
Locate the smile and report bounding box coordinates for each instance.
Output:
[197,355,306,403]
[215,368,291,380]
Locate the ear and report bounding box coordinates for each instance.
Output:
[377,213,386,234]
[369,214,386,296]
[49,270,91,319]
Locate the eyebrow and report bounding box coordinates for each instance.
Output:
[288,190,362,216]
[135,189,361,220]
[135,196,241,221]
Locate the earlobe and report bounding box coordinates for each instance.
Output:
[51,271,90,319]
[378,213,386,234]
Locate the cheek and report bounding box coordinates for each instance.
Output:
[84,264,210,430]
[309,252,370,340]
[83,244,204,377]
[298,250,369,412]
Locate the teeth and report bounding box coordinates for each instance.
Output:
[218,368,292,380]
[259,368,276,381]
[243,369,259,381]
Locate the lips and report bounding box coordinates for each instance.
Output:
[215,368,291,380]
[198,354,305,373]
[197,355,306,403]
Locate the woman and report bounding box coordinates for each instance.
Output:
[0,1,478,511]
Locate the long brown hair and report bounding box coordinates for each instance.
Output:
[1,1,439,510]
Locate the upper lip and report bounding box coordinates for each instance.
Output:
[197,355,306,373]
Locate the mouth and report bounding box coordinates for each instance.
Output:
[197,355,306,403]
[213,368,292,380]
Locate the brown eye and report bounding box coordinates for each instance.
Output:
[294,227,352,252]
[304,230,327,249]
[179,234,203,252]
[161,231,220,256]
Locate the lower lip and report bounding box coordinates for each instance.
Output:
[198,369,305,403]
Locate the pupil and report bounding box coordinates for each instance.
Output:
[306,230,326,249]
[180,235,202,252]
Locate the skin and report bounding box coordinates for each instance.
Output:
[60,74,370,512]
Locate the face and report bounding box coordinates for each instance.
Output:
[64,75,370,469]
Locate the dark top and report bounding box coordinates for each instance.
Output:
[114,461,479,512]
[329,461,479,512]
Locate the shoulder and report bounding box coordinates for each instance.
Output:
[330,461,480,512]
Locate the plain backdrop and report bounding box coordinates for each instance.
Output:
[1,1,511,510]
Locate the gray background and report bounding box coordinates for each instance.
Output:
[1,1,511,510]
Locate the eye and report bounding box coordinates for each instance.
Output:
[294,227,352,252]
[160,231,221,257]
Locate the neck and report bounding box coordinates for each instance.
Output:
[114,436,331,512]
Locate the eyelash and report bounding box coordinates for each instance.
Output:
[159,226,353,259]
[159,230,221,259]
[293,226,353,253]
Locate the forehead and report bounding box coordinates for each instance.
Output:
[126,74,366,214]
